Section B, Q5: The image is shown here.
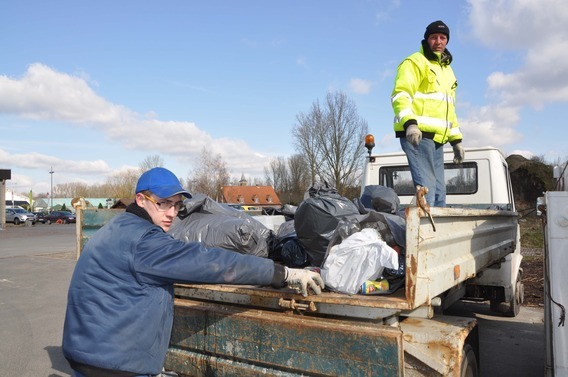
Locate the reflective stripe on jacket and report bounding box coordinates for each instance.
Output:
[391,46,462,145]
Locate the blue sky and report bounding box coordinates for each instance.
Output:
[1,0,567,196]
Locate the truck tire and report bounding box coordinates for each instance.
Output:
[490,271,523,317]
[504,273,524,317]
[461,343,479,377]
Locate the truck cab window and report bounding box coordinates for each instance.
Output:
[379,161,478,196]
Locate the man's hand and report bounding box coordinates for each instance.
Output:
[406,124,422,146]
[284,267,325,297]
[453,142,465,164]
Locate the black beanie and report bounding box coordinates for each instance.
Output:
[424,20,450,42]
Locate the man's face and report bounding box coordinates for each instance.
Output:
[136,192,184,232]
[427,33,448,53]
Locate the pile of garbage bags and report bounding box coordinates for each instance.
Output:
[168,185,407,296]
[169,194,273,258]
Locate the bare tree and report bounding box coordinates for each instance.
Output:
[265,156,289,194]
[188,148,230,200]
[293,101,324,186]
[53,182,89,198]
[46,156,175,200]
[250,176,265,186]
[106,168,141,199]
[292,91,368,195]
[263,167,273,187]
[288,153,310,203]
[139,155,164,172]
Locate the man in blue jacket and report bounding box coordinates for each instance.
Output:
[62,167,324,377]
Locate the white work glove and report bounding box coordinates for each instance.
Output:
[405,124,422,146]
[453,142,465,164]
[284,267,325,297]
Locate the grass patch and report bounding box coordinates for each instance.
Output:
[519,215,544,249]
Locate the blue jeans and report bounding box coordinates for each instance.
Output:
[400,137,446,207]
[74,371,153,377]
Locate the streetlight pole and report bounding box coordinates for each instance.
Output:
[49,167,54,213]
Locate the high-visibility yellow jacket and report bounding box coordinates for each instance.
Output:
[391,45,462,145]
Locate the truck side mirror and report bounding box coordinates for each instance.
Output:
[536,196,544,217]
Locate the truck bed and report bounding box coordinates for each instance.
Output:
[174,206,518,320]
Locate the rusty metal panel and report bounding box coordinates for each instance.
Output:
[174,284,407,320]
[400,316,478,376]
[166,299,403,377]
[405,207,518,309]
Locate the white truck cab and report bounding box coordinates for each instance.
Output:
[361,143,515,210]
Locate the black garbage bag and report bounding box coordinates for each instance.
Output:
[294,184,360,267]
[360,185,400,214]
[323,209,406,270]
[268,219,310,267]
[276,218,296,238]
[262,204,297,221]
[177,193,252,221]
[169,194,272,257]
[281,239,310,268]
[268,219,294,261]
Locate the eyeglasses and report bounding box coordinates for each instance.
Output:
[142,194,186,212]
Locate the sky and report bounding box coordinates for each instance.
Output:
[1,0,567,197]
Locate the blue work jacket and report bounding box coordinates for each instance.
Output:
[62,211,277,375]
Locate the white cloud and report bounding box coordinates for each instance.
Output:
[459,104,523,149]
[349,78,372,94]
[463,0,568,157]
[468,0,568,108]
[468,0,568,50]
[509,149,534,159]
[0,149,111,175]
[0,64,269,179]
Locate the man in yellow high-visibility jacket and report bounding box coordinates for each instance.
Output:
[391,20,464,207]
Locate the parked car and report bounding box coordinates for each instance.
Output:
[32,211,47,224]
[5,208,36,225]
[224,204,245,211]
[45,211,76,224]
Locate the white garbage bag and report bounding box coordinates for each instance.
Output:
[321,228,399,294]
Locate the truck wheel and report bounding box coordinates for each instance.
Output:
[504,273,524,317]
[13,218,20,225]
[490,272,523,317]
[461,343,479,377]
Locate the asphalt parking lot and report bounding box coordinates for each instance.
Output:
[0,223,545,377]
[0,223,76,377]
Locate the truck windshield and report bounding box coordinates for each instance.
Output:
[379,162,478,196]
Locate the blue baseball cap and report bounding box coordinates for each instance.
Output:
[135,167,192,199]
